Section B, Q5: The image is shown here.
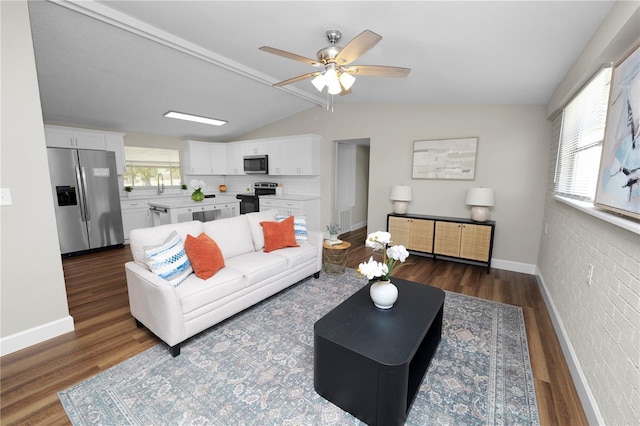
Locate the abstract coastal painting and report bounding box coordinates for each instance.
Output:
[412,137,478,180]
[595,44,640,219]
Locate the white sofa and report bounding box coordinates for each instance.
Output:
[125,210,322,356]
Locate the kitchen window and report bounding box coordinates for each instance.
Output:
[123,147,182,188]
[554,66,612,200]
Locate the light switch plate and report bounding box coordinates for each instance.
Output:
[1,188,12,205]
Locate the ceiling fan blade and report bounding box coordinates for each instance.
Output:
[272,72,320,87]
[345,65,411,78]
[259,46,322,67]
[335,30,382,66]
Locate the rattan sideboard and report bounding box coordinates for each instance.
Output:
[387,213,495,273]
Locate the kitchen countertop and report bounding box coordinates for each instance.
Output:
[148,195,239,209]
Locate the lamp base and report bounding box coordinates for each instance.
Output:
[393,201,409,214]
[470,206,490,222]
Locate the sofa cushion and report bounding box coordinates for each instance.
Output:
[176,267,245,315]
[184,233,225,280]
[224,252,288,287]
[202,215,254,259]
[261,216,299,252]
[143,231,193,287]
[270,243,319,269]
[246,209,277,251]
[130,221,203,267]
[276,215,308,244]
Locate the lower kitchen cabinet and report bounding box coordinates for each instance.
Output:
[387,213,495,272]
[121,199,150,243]
[260,196,321,232]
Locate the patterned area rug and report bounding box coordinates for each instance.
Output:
[59,270,539,425]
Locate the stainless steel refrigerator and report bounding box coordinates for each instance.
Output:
[47,148,124,255]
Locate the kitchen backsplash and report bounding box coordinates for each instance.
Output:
[187,174,320,196]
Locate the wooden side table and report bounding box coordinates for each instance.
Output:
[322,241,352,275]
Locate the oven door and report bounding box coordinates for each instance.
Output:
[236,194,259,214]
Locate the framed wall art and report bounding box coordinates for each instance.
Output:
[412,137,478,180]
[595,44,640,220]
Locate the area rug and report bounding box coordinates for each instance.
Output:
[59,270,539,425]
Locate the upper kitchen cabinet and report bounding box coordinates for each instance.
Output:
[44,125,125,174]
[244,140,268,156]
[182,140,227,175]
[104,134,126,175]
[44,125,106,150]
[268,134,320,176]
[226,142,245,175]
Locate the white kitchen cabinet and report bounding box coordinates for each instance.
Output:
[44,125,106,150]
[121,199,150,243]
[105,133,126,175]
[45,125,126,174]
[267,134,320,176]
[260,196,321,231]
[226,142,245,175]
[244,140,268,155]
[182,140,227,175]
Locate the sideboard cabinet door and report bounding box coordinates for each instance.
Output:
[460,224,492,262]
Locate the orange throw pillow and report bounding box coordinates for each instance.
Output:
[260,216,299,253]
[184,233,225,280]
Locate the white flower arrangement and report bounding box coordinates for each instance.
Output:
[357,231,409,281]
[189,179,206,191]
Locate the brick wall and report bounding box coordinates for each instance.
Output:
[537,115,640,424]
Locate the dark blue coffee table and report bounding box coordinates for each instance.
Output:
[314,278,445,426]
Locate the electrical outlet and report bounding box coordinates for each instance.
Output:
[586,264,594,286]
[544,223,548,235]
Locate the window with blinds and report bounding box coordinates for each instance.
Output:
[555,66,612,200]
[123,146,182,188]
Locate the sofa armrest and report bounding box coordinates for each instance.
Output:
[307,230,323,272]
[125,262,185,346]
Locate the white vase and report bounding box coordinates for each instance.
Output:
[329,234,338,241]
[370,280,398,309]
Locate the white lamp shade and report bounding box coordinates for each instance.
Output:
[311,74,325,92]
[339,72,356,90]
[390,185,412,201]
[465,187,494,206]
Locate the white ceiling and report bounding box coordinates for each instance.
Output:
[28,0,615,141]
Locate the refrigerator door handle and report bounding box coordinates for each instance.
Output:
[75,166,89,222]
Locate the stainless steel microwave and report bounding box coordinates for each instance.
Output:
[243,155,269,174]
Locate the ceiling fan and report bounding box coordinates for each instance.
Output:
[259,29,411,96]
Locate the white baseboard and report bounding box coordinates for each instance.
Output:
[535,268,604,425]
[351,220,367,232]
[1,315,74,357]
[491,258,537,275]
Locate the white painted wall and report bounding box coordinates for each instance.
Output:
[0,1,73,355]
[537,2,640,424]
[240,104,550,269]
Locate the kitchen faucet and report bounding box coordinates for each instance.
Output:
[157,173,164,195]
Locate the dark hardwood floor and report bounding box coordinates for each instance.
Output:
[0,228,587,425]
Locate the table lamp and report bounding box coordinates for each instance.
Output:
[390,185,412,214]
[465,187,494,222]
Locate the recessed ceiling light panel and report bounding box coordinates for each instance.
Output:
[163,111,227,126]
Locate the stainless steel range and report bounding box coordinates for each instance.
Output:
[235,182,277,214]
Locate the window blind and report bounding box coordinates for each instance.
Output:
[555,67,612,200]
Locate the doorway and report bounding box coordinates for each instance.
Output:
[335,138,370,235]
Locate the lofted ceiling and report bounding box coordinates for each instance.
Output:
[28,0,615,142]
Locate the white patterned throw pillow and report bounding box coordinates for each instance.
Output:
[143,231,193,287]
[276,215,308,244]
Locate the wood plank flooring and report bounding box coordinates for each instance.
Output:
[1,228,588,425]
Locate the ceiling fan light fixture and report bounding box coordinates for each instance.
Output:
[324,67,342,94]
[311,74,325,92]
[339,72,356,90]
[163,110,227,126]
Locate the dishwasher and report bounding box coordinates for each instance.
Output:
[149,206,171,226]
